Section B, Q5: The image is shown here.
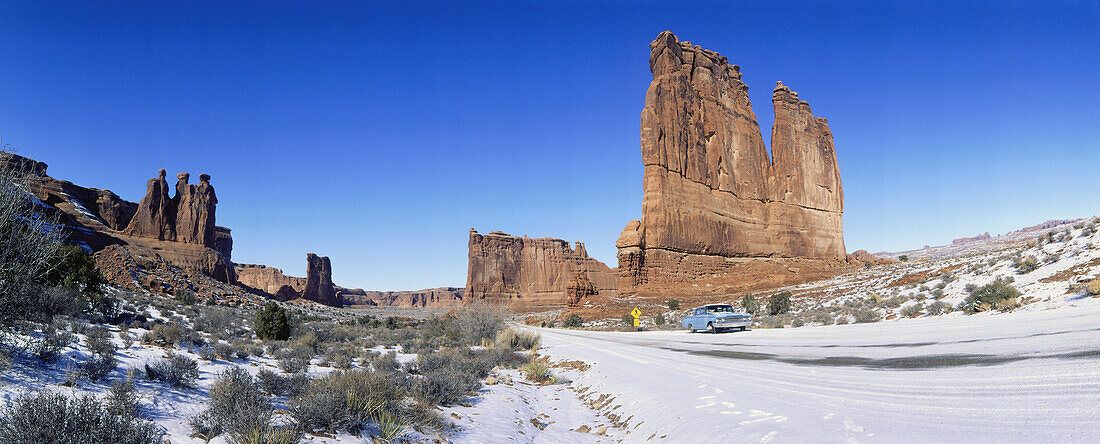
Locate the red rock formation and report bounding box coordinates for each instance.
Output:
[566,271,598,308]
[124,169,175,241]
[952,232,991,245]
[618,31,846,295]
[302,253,341,307]
[340,287,465,309]
[1,153,236,290]
[172,173,219,247]
[273,284,299,302]
[466,229,617,309]
[235,264,307,295]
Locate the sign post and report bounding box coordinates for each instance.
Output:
[631,307,641,327]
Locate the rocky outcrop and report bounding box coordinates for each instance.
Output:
[466,229,617,309]
[302,253,341,307]
[340,287,465,309]
[1,153,237,292]
[953,233,991,245]
[235,264,307,295]
[618,31,846,294]
[566,272,597,308]
[273,284,299,302]
[123,169,175,241]
[123,169,220,250]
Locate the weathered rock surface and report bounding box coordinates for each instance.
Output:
[235,264,307,295]
[618,31,846,294]
[953,233,992,245]
[466,229,617,309]
[302,253,341,307]
[566,271,598,308]
[1,153,238,294]
[273,284,300,302]
[123,169,175,241]
[340,287,465,309]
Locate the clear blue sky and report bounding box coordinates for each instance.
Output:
[2,1,1098,290]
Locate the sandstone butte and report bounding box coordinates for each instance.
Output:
[616,30,848,296]
[465,229,617,310]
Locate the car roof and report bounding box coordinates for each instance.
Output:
[693,304,734,310]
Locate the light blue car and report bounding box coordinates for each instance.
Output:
[682,304,752,333]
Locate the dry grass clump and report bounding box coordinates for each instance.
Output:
[496,328,541,351]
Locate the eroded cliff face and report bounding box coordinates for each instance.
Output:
[466,229,617,309]
[340,287,465,309]
[0,153,237,292]
[620,31,845,294]
[235,264,307,295]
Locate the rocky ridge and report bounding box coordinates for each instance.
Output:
[466,229,617,309]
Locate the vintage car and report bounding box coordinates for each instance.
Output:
[682,304,752,333]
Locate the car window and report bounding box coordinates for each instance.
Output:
[706,305,734,313]
[694,308,704,315]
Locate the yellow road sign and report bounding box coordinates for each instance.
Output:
[631,307,641,318]
[633,317,639,327]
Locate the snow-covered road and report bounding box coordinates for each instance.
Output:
[530,302,1100,443]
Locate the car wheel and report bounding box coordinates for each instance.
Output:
[706,322,716,333]
[739,326,747,331]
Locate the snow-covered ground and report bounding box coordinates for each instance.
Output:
[526,298,1100,442]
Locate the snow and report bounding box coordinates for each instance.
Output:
[525,298,1100,442]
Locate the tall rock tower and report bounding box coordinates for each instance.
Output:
[617,31,845,294]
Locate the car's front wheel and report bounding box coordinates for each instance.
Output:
[706,322,716,333]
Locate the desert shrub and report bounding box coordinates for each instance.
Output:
[119,330,134,349]
[255,302,291,341]
[655,313,666,326]
[898,255,909,261]
[371,351,400,373]
[1014,255,1040,274]
[876,295,907,309]
[1087,277,1100,295]
[667,299,680,310]
[141,323,182,348]
[835,316,850,325]
[82,325,117,381]
[853,309,881,324]
[31,317,75,362]
[411,368,480,406]
[930,289,945,299]
[521,362,551,383]
[189,410,223,442]
[901,303,924,317]
[215,342,236,360]
[0,391,163,444]
[291,369,405,434]
[934,282,947,290]
[620,314,634,326]
[199,367,273,440]
[1083,222,1097,236]
[197,346,217,361]
[495,328,540,351]
[790,317,805,328]
[449,301,505,346]
[194,306,247,337]
[562,314,584,328]
[256,368,310,398]
[740,294,760,315]
[960,278,1022,313]
[925,300,949,315]
[174,289,196,305]
[278,353,310,374]
[105,377,140,417]
[144,353,199,387]
[810,311,835,325]
[767,292,792,315]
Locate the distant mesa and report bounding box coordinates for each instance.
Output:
[952,232,991,245]
[465,229,617,310]
[616,31,846,296]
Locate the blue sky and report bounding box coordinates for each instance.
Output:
[2,1,1098,290]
